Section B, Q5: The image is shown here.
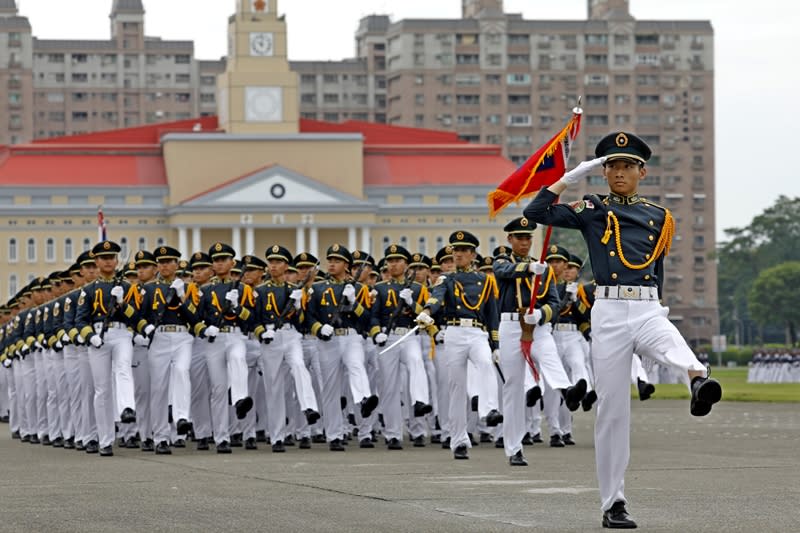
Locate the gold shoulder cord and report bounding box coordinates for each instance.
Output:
[600,209,674,270]
[454,275,497,311]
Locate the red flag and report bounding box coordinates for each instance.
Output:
[487,109,582,218]
[97,205,107,242]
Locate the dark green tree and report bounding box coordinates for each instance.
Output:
[747,262,800,345]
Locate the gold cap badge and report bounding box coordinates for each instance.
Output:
[103,241,111,250]
[615,133,628,147]
[456,232,464,240]
[215,243,222,251]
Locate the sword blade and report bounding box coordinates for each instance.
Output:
[378,325,420,355]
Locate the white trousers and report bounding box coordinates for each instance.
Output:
[317,333,371,441]
[298,336,324,438]
[205,331,248,445]
[444,326,497,449]
[0,365,9,418]
[32,350,48,437]
[131,345,151,441]
[592,299,706,512]
[20,353,38,437]
[13,360,29,436]
[88,327,134,448]
[431,334,450,440]
[149,331,192,443]
[554,330,592,389]
[48,349,72,439]
[189,338,212,440]
[378,332,430,440]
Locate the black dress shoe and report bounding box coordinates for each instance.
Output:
[99,445,114,457]
[11,430,21,439]
[216,440,232,454]
[234,397,254,420]
[485,409,504,427]
[495,436,505,448]
[245,438,258,450]
[155,441,172,455]
[141,438,155,452]
[413,401,433,417]
[117,436,126,447]
[413,435,426,447]
[63,437,75,449]
[329,438,345,451]
[470,395,479,412]
[271,440,286,452]
[304,408,321,425]
[196,437,210,451]
[173,438,186,448]
[453,444,469,460]
[126,436,140,449]
[582,390,598,411]
[430,434,441,444]
[120,407,136,424]
[602,500,637,529]
[256,430,268,443]
[299,437,311,449]
[347,413,357,426]
[360,395,379,418]
[562,433,576,446]
[441,437,451,449]
[359,438,375,449]
[549,434,565,448]
[563,379,588,411]
[312,434,327,444]
[479,431,493,443]
[637,379,655,401]
[41,434,52,446]
[230,433,243,447]
[532,433,543,443]
[509,450,528,466]
[75,440,85,451]
[21,434,30,443]
[468,432,476,445]
[690,376,722,416]
[526,385,542,407]
[52,436,64,448]
[176,418,193,436]
[521,432,534,446]
[284,434,296,447]
[85,440,99,453]
[387,437,403,450]
[29,434,40,444]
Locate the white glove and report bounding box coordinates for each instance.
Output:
[320,324,334,338]
[170,279,185,299]
[415,312,434,326]
[374,332,388,346]
[369,289,378,305]
[20,344,30,356]
[55,341,64,350]
[260,329,275,343]
[77,334,85,345]
[342,284,356,305]
[434,329,445,343]
[225,289,239,309]
[90,335,103,348]
[290,289,303,310]
[2,359,10,368]
[34,341,44,351]
[111,285,125,304]
[133,334,148,346]
[492,349,500,365]
[61,333,70,343]
[398,288,414,307]
[523,308,542,325]
[529,262,547,276]
[204,325,219,339]
[561,157,606,185]
[565,282,579,301]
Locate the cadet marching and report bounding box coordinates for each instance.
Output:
[0,131,724,529]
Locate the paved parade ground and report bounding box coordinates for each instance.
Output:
[2,399,799,532]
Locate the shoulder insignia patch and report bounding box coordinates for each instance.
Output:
[78,292,85,306]
[433,275,447,287]
[64,298,71,313]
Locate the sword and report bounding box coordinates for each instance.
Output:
[379,325,419,355]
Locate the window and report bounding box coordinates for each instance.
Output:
[488,236,498,254]
[382,236,391,249]
[507,73,530,85]
[120,237,129,258]
[83,238,91,252]
[175,55,190,64]
[8,274,17,297]
[27,238,36,262]
[64,238,73,261]
[416,236,426,255]
[46,238,55,262]
[8,238,17,262]
[138,237,147,251]
[435,236,444,251]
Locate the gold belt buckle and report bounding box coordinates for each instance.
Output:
[621,286,637,300]
[460,318,474,327]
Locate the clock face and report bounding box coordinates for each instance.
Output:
[249,32,274,56]
[245,87,282,122]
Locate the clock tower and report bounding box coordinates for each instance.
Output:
[217,0,299,134]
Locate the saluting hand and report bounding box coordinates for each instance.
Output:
[561,157,606,186]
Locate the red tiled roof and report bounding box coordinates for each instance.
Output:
[32,116,220,145]
[0,146,167,187]
[299,119,461,145]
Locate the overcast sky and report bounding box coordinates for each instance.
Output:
[16,0,800,241]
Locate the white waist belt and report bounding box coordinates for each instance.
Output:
[554,323,577,332]
[156,324,188,333]
[93,321,126,332]
[500,312,520,321]
[595,285,659,301]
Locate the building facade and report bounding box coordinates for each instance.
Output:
[0,0,717,343]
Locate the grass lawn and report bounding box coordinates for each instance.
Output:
[632,367,800,403]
